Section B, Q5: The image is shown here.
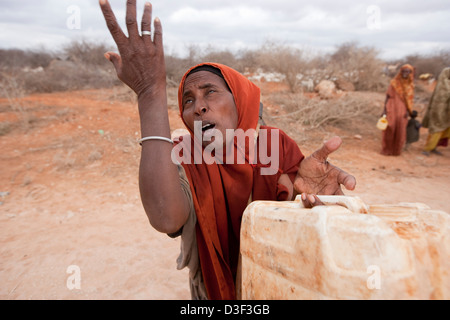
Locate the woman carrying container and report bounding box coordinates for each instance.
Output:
[99,0,356,300]
[381,64,416,156]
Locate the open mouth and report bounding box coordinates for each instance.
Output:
[202,122,216,132]
[201,122,217,142]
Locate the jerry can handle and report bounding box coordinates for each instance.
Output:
[295,195,369,214]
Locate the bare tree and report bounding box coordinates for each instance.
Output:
[257,40,308,93]
[329,42,386,91]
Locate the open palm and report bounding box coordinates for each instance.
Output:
[294,136,356,195]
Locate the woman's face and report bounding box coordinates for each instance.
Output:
[401,68,412,79]
[181,71,238,148]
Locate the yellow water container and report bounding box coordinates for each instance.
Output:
[377,114,388,130]
[239,196,450,300]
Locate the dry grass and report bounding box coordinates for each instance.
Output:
[0,40,447,146]
[2,39,448,96]
[263,90,385,146]
[0,72,44,134]
[268,92,380,125]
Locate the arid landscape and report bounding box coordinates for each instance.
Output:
[1,77,449,300]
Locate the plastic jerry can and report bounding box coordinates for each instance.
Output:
[377,114,388,130]
[238,195,450,300]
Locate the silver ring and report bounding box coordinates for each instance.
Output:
[141,31,152,36]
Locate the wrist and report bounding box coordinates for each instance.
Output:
[138,86,168,113]
[137,82,166,100]
[137,89,171,138]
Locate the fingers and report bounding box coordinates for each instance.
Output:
[101,0,160,47]
[104,52,122,75]
[153,17,164,48]
[312,136,342,162]
[125,0,140,40]
[139,3,163,48]
[300,193,324,208]
[141,2,153,45]
[337,169,356,191]
[141,2,152,33]
[99,0,127,44]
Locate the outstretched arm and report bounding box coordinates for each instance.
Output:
[294,136,356,207]
[99,0,189,233]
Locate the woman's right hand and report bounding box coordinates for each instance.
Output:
[99,0,166,98]
[100,1,189,234]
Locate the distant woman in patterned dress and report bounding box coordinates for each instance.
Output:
[381,64,415,156]
[421,67,450,156]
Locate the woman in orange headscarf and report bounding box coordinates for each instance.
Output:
[173,63,356,299]
[100,0,356,300]
[381,64,415,156]
[172,63,306,299]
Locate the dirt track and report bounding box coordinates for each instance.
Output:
[0,83,449,299]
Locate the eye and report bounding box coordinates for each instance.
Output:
[183,98,193,107]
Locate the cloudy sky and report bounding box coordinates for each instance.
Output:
[1,0,450,61]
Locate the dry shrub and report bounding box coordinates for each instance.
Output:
[20,60,119,93]
[5,39,445,99]
[328,42,387,92]
[256,41,308,93]
[164,45,245,85]
[0,72,33,130]
[265,91,383,143]
[403,50,450,79]
[165,55,192,85]
[269,93,373,127]
[107,84,137,104]
[0,40,120,94]
[0,48,53,70]
[62,40,112,67]
[202,49,239,71]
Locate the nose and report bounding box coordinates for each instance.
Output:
[194,98,208,116]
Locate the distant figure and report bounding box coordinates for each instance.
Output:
[381,64,416,156]
[405,110,421,150]
[421,67,450,156]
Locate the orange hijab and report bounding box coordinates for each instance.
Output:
[176,63,303,299]
[390,64,415,112]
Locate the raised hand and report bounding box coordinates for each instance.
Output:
[294,136,356,196]
[99,0,166,97]
[99,1,189,234]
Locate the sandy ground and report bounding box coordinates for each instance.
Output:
[1,83,449,300]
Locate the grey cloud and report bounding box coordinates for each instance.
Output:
[0,0,449,61]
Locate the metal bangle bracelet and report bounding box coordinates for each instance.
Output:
[139,136,174,146]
